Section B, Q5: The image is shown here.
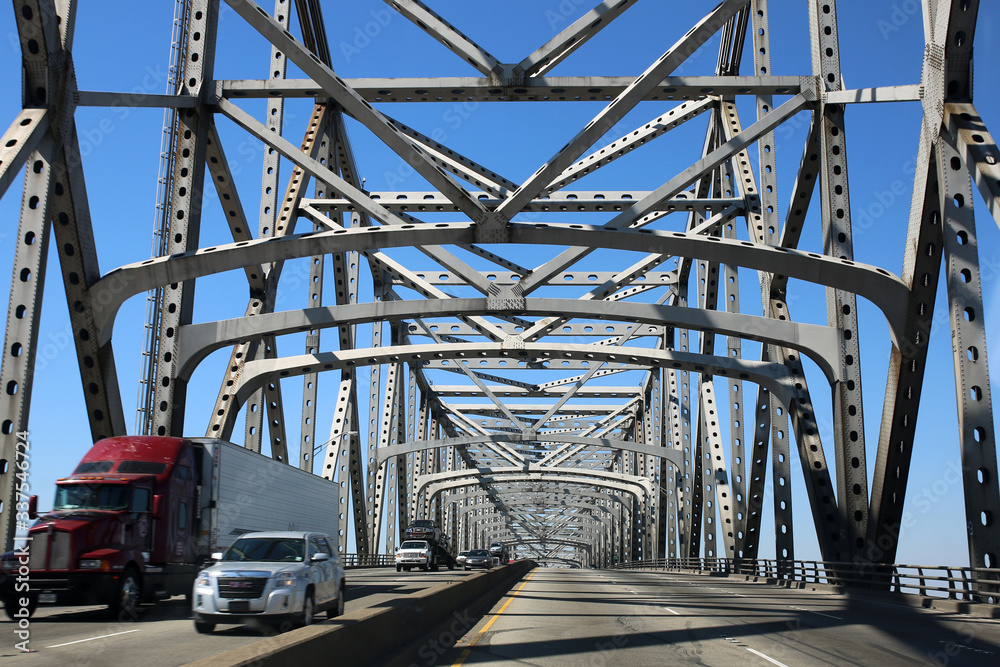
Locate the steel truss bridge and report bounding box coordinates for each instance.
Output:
[0,0,998,591]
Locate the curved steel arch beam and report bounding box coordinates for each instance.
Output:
[176,297,841,384]
[454,496,616,522]
[374,433,683,468]
[219,341,795,439]
[440,483,630,515]
[419,467,652,502]
[91,222,908,347]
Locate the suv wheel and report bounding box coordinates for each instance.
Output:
[329,584,345,618]
[299,591,315,627]
[193,619,215,633]
[299,591,316,625]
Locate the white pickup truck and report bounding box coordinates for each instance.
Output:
[395,539,455,572]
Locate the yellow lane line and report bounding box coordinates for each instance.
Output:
[451,568,537,667]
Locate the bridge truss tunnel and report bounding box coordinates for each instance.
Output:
[0,0,998,593]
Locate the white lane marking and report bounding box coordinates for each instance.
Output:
[663,607,681,615]
[47,629,140,648]
[789,605,842,620]
[746,647,790,667]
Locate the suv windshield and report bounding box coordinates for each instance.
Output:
[222,537,306,562]
[54,484,129,511]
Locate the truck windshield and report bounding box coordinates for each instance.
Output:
[222,537,305,562]
[399,541,428,549]
[53,484,129,511]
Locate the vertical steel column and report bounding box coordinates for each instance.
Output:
[244,0,290,452]
[938,131,1000,580]
[809,0,870,560]
[866,126,945,571]
[689,404,704,558]
[769,351,794,571]
[362,322,384,552]
[369,325,401,554]
[298,110,335,471]
[321,373,356,556]
[151,0,218,436]
[701,383,737,558]
[385,358,406,555]
[666,365,684,558]
[0,134,54,552]
[653,369,668,560]
[741,384,771,559]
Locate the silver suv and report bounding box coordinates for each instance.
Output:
[191,531,345,633]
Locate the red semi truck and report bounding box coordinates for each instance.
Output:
[0,435,339,619]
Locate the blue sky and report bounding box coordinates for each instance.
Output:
[0,1,999,565]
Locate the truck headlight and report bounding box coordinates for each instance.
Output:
[195,572,212,586]
[79,559,104,569]
[274,572,296,588]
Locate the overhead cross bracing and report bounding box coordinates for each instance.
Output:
[0,0,998,591]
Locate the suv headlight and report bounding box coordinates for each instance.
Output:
[274,572,296,588]
[195,572,212,586]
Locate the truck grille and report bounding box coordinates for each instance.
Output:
[217,578,267,599]
[29,531,71,570]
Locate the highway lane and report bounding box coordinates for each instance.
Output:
[0,566,477,666]
[437,568,1000,666]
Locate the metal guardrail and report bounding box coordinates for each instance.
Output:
[343,553,395,568]
[607,557,1000,605]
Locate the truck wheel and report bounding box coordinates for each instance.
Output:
[447,560,454,571]
[110,567,142,620]
[420,564,428,571]
[2,593,35,621]
[193,619,215,634]
[328,584,345,618]
[298,591,315,627]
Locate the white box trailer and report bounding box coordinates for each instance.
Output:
[191,438,340,556]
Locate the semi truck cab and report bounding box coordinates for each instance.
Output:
[1,436,203,618]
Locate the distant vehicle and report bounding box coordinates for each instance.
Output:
[488,542,509,562]
[191,531,344,633]
[396,540,435,571]
[0,436,339,620]
[456,551,470,567]
[405,519,442,542]
[397,520,455,571]
[464,549,492,570]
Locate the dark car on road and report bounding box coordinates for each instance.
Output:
[463,549,492,570]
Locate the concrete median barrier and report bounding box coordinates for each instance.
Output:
[184,560,536,667]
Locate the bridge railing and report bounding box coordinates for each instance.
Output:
[608,557,1000,605]
[342,553,394,568]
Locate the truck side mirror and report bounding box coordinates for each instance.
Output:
[152,494,165,520]
[28,495,37,520]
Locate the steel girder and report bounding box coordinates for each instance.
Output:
[0,0,998,581]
